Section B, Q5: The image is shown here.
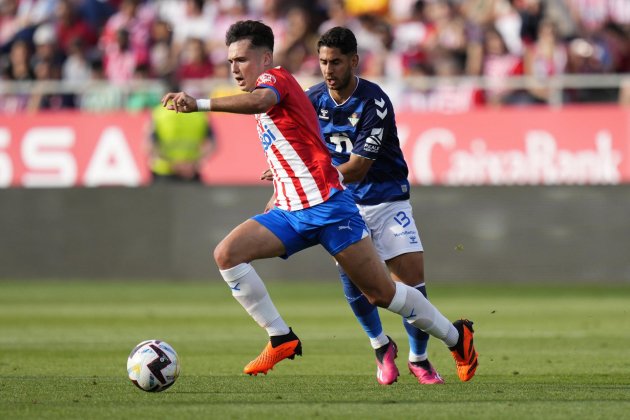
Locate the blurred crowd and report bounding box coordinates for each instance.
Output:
[1,0,630,113]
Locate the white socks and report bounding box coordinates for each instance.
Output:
[387,282,459,348]
[220,263,290,337]
[369,333,390,349]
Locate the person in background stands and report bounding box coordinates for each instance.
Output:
[149,97,215,182]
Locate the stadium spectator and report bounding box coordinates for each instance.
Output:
[148,18,175,80]
[515,0,544,44]
[477,26,529,106]
[274,5,319,75]
[79,57,124,111]
[165,0,216,59]
[148,99,215,182]
[600,22,630,73]
[354,13,398,77]
[31,23,64,69]
[126,63,163,111]
[175,37,214,83]
[566,0,610,36]
[565,34,618,103]
[161,19,478,383]
[207,0,252,77]
[318,0,362,35]
[103,27,146,83]
[2,38,34,81]
[423,0,469,69]
[1,28,66,112]
[391,0,433,76]
[61,37,93,83]
[523,18,568,103]
[16,0,58,29]
[54,0,98,56]
[29,56,75,111]
[257,0,287,57]
[0,0,29,53]
[78,0,117,34]
[99,0,154,64]
[0,39,34,112]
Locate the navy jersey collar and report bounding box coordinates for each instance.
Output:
[328,76,360,107]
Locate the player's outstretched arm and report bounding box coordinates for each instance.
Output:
[162,88,277,115]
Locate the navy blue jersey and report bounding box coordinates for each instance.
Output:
[307,78,410,205]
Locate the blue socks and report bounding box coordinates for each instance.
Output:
[340,268,383,340]
[340,267,430,358]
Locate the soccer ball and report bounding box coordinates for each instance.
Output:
[127,339,180,392]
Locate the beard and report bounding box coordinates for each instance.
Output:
[329,70,353,91]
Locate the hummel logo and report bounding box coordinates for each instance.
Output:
[231,282,241,291]
[319,108,329,120]
[375,98,387,119]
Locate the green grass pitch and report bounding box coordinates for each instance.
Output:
[1,280,629,419]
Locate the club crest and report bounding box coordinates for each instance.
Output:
[348,113,360,127]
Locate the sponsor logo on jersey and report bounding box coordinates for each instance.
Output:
[363,127,383,153]
[257,73,277,85]
[319,108,330,120]
[348,113,360,127]
[257,122,277,151]
[394,230,417,238]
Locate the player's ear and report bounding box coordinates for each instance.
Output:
[263,50,273,67]
[351,53,359,70]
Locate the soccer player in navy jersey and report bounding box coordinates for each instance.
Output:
[162,20,477,382]
[305,26,449,385]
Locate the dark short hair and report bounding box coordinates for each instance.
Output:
[225,20,274,52]
[317,27,357,55]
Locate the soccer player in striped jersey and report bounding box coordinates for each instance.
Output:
[161,20,477,382]
[306,26,448,385]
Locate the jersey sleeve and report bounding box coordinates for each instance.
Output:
[352,96,392,160]
[255,69,287,104]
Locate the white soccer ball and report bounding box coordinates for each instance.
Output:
[127,339,180,392]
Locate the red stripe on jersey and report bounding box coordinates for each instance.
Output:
[270,144,310,209]
[270,166,289,210]
[287,137,332,202]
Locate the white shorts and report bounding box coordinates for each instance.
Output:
[356,200,424,261]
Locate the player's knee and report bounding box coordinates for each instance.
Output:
[363,289,390,308]
[364,279,397,308]
[213,241,235,270]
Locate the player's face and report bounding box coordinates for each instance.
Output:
[319,46,358,93]
[227,39,272,92]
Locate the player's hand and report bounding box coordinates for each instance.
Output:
[173,162,197,180]
[260,168,273,181]
[161,92,197,113]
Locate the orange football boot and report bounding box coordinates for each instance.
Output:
[449,319,478,382]
[244,331,302,376]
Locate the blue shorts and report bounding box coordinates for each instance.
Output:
[252,190,368,259]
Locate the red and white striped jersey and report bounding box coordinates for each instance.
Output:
[254,67,343,211]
